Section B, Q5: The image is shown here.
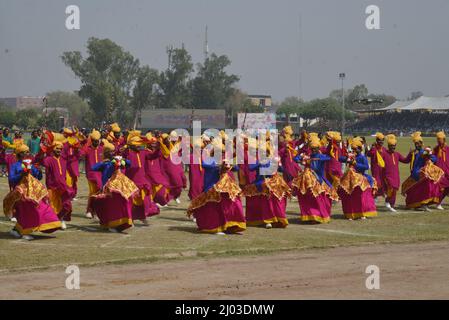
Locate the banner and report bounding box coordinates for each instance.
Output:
[237,113,277,130]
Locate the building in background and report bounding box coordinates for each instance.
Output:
[0,96,45,110]
[248,95,272,109]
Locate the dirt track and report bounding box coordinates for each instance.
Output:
[1,241,448,299]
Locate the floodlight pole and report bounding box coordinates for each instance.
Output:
[339,73,346,138]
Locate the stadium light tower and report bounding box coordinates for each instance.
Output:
[339,73,346,138]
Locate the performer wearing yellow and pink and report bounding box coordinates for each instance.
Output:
[324,131,344,188]
[278,126,301,186]
[42,141,74,229]
[144,135,172,207]
[159,132,187,204]
[242,140,290,228]
[401,132,443,211]
[433,131,449,209]
[62,128,81,199]
[187,147,246,234]
[292,137,338,223]
[338,137,378,220]
[3,145,61,240]
[90,143,138,232]
[367,132,387,198]
[188,138,205,201]
[382,134,408,212]
[79,130,103,218]
[108,123,125,155]
[123,131,159,225]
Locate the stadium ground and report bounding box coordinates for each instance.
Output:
[0,136,448,298]
[1,241,448,299]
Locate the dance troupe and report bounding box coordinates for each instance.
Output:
[1,123,448,240]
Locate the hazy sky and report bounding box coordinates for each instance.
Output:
[1,0,448,102]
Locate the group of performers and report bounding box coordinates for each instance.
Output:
[1,123,448,240]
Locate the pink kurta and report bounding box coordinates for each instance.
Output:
[193,195,246,233]
[245,195,288,227]
[367,145,387,197]
[382,151,407,206]
[81,145,103,189]
[62,142,80,196]
[324,143,343,188]
[188,151,204,200]
[160,145,186,200]
[42,155,73,221]
[91,192,133,231]
[124,149,159,219]
[145,149,172,206]
[434,144,449,202]
[13,200,61,235]
[279,141,301,186]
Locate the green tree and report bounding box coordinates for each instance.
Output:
[37,110,64,131]
[300,98,355,128]
[157,47,194,109]
[0,106,15,128]
[192,53,240,108]
[46,91,90,127]
[347,84,369,110]
[61,37,140,126]
[131,66,159,128]
[276,96,304,124]
[16,108,39,129]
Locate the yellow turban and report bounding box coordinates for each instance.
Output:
[90,130,101,141]
[309,137,321,149]
[351,137,363,149]
[161,133,169,139]
[411,131,423,143]
[211,138,223,150]
[103,142,115,154]
[111,123,121,133]
[307,133,319,144]
[219,130,229,141]
[52,132,67,144]
[63,128,73,135]
[128,136,143,146]
[375,132,385,140]
[202,134,211,142]
[53,141,63,149]
[320,136,328,147]
[436,131,446,140]
[14,144,29,154]
[283,126,293,136]
[127,130,144,146]
[386,134,397,146]
[327,131,342,142]
[169,131,179,141]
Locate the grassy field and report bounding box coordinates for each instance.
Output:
[0,136,448,273]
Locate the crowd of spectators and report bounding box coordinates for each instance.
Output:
[348,111,449,135]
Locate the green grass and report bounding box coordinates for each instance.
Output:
[0,136,448,273]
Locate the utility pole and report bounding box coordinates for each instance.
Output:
[298,14,303,101]
[166,45,174,70]
[204,25,209,62]
[339,73,346,138]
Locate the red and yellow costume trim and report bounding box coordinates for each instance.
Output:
[187,174,242,216]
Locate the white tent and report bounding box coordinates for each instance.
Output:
[378,96,449,111]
